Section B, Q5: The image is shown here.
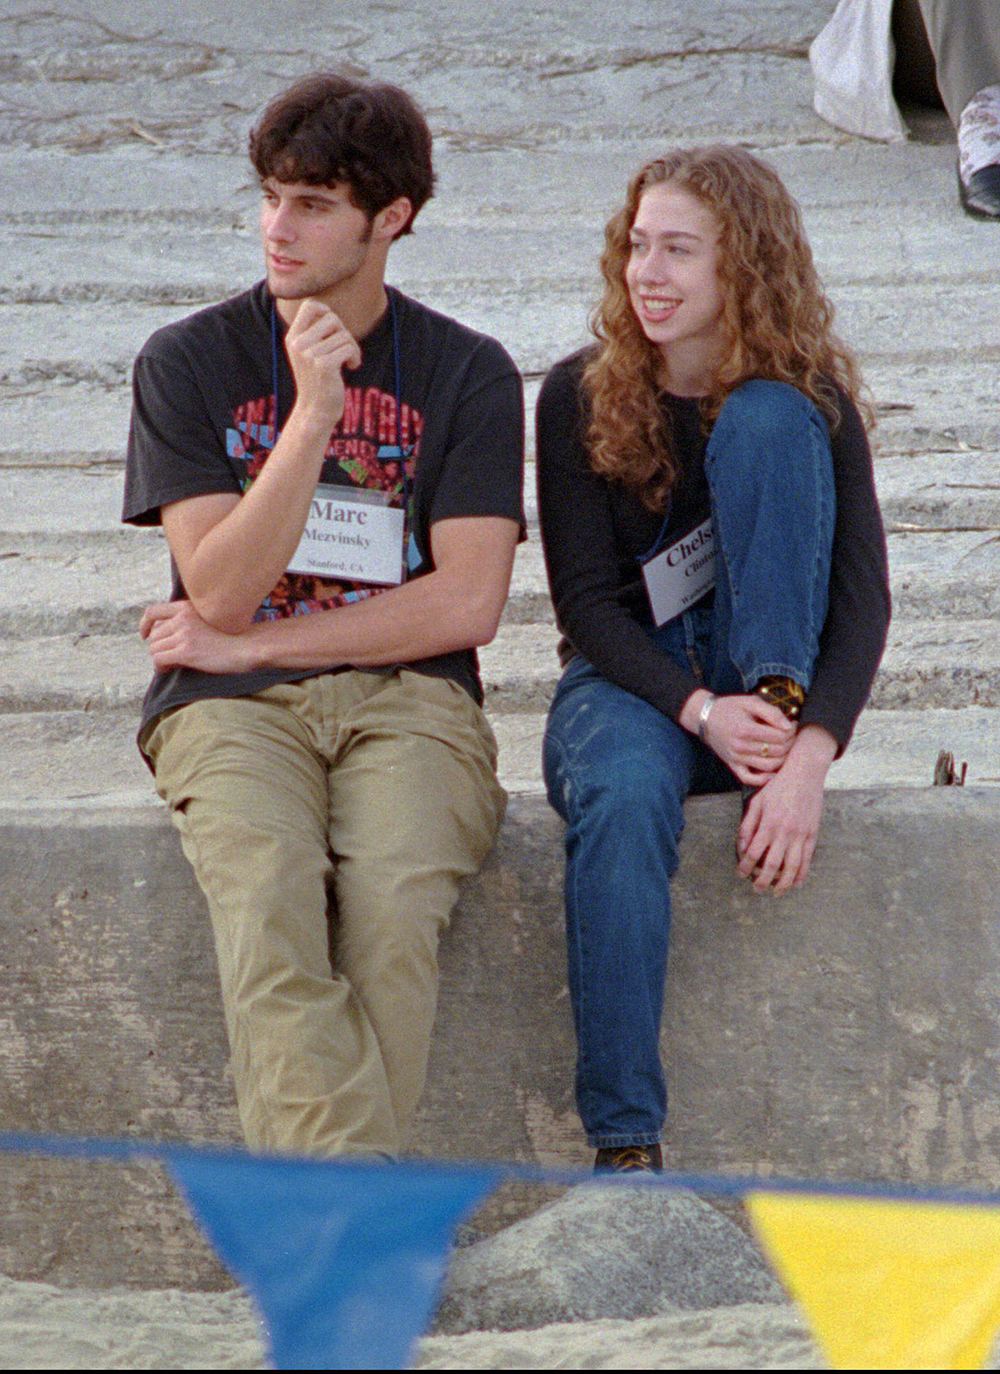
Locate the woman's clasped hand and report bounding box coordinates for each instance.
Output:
[735,725,837,895]
[682,690,836,894]
[686,690,796,785]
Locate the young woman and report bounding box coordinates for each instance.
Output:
[536,145,890,1173]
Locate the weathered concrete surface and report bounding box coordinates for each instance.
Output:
[2,0,1000,1309]
[5,613,1000,719]
[4,700,1000,815]
[3,790,1000,1288]
[2,0,1000,801]
[434,1186,784,1334]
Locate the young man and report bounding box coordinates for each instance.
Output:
[123,74,524,1159]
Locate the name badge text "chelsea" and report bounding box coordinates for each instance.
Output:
[641,516,716,627]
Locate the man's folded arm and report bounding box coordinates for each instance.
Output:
[143,514,520,675]
[252,514,519,666]
[159,403,338,634]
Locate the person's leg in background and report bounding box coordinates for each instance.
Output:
[915,0,1000,216]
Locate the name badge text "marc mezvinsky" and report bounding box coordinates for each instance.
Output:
[287,484,405,586]
[641,516,716,627]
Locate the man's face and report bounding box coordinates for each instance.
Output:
[259,178,374,299]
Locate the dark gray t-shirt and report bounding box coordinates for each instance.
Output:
[123,282,524,742]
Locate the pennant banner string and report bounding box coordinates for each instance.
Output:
[8,1130,1000,1370]
[166,1151,503,1371]
[5,1127,1000,1209]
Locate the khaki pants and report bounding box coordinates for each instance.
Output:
[143,669,507,1159]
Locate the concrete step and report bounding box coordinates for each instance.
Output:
[3,441,999,525]
[3,358,1000,469]
[4,790,1000,1286]
[0,709,157,810]
[4,526,1000,639]
[3,293,1000,429]
[494,706,1000,795]
[876,451,1000,531]
[2,617,1000,716]
[0,354,985,474]
[6,153,1000,306]
[884,529,1000,617]
[0,134,983,231]
[503,528,1000,625]
[3,703,998,810]
[480,617,1000,713]
[12,448,1000,545]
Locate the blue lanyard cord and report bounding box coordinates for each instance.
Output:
[11,1127,1000,1210]
[638,501,674,565]
[270,301,280,445]
[390,288,403,455]
[388,288,415,519]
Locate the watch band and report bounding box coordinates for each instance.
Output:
[697,693,717,743]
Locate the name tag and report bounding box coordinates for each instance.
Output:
[641,516,716,626]
[287,484,405,586]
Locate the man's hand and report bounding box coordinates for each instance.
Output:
[140,600,256,675]
[285,299,362,430]
[158,300,363,634]
[736,724,838,893]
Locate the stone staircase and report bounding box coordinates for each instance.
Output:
[3,387,1000,804]
[3,119,1000,807]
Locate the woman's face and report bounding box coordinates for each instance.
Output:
[625,181,726,391]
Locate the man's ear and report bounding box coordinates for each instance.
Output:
[373,196,414,241]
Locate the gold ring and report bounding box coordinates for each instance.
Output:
[760,743,770,758]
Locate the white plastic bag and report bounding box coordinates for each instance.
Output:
[809,0,909,141]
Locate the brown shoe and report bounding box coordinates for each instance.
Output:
[594,1144,663,1174]
[753,675,805,721]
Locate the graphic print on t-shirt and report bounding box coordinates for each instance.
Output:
[226,384,423,620]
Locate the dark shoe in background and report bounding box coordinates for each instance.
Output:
[958,163,1000,220]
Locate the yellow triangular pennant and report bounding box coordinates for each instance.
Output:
[747,1192,1000,1369]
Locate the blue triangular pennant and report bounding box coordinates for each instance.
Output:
[164,1151,502,1370]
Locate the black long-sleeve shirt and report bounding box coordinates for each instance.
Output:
[535,350,891,754]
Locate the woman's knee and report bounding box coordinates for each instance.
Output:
[708,379,829,473]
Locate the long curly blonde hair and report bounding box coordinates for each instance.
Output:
[583,145,870,511]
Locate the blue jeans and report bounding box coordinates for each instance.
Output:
[542,381,836,1148]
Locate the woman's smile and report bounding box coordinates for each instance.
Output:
[634,294,682,323]
[625,181,726,394]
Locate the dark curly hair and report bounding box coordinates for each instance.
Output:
[249,73,435,236]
